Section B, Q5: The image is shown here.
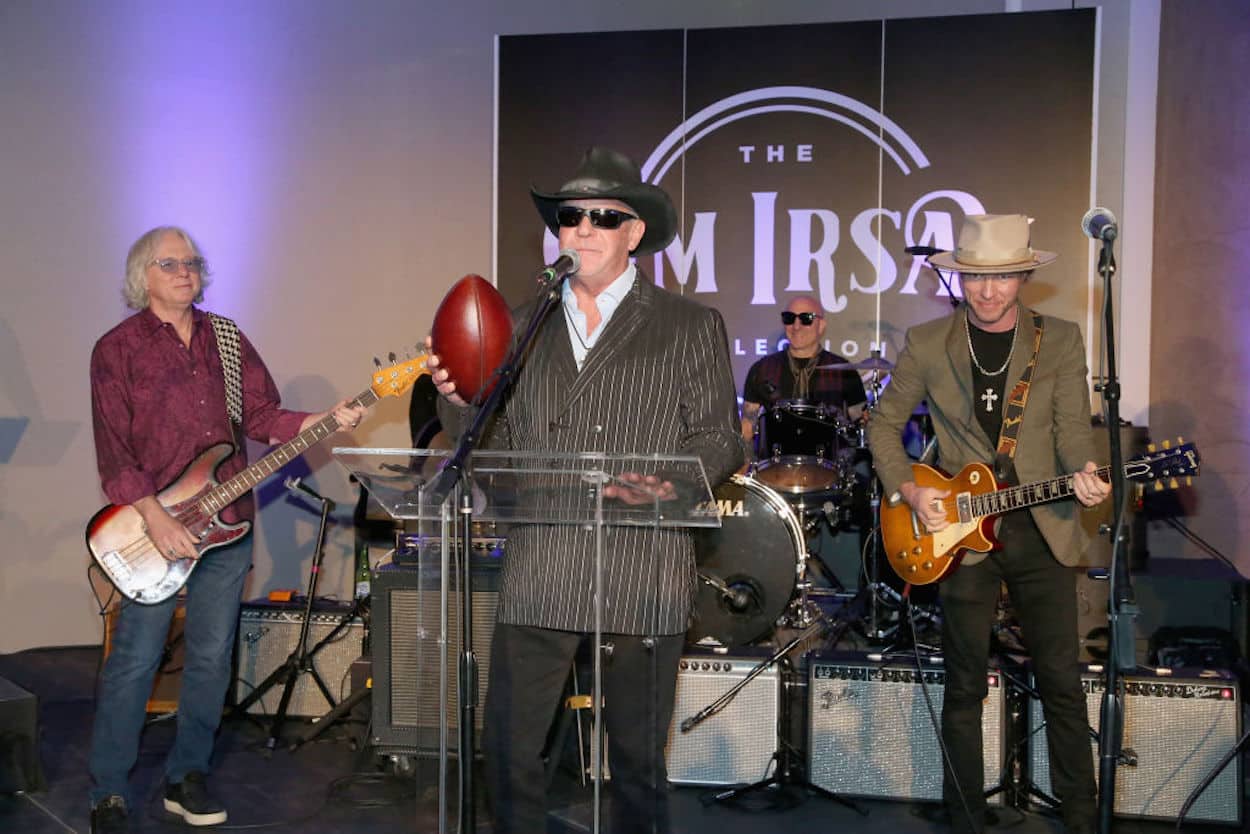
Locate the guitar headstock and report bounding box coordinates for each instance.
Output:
[370,350,430,399]
[1126,438,1200,491]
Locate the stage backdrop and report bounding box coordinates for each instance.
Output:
[497,10,1096,392]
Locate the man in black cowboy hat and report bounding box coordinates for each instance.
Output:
[431,146,743,833]
[868,214,1109,834]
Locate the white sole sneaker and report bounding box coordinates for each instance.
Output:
[163,797,227,826]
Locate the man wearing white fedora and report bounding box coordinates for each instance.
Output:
[868,214,1110,834]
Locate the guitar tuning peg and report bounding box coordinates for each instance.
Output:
[373,357,382,368]
[1154,480,1164,491]
[1162,439,1171,449]
[1185,476,1193,486]
[1147,443,1157,453]
[1169,477,1179,490]
[1177,435,1185,444]
[388,351,397,363]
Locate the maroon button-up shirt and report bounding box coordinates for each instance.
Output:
[89,307,309,525]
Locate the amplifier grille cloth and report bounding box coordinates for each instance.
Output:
[808,658,1005,805]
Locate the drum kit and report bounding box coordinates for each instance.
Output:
[690,351,940,653]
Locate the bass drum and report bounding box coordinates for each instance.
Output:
[688,475,803,647]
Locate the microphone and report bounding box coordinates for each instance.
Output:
[724,582,755,612]
[535,248,581,290]
[1081,207,1118,242]
[284,476,333,507]
[905,245,946,257]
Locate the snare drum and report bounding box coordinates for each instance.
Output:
[753,400,849,495]
[689,475,803,647]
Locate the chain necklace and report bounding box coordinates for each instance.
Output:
[787,351,819,399]
[964,312,1017,376]
[563,303,594,352]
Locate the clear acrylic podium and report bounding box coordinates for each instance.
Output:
[333,447,720,834]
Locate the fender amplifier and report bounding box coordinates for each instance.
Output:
[1028,666,1241,824]
[233,599,364,718]
[807,653,1007,804]
[665,650,780,786]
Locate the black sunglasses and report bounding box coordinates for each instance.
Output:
[781,311,822,326]
[556,206,639,230]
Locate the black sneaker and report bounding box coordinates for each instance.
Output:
[90,795,128,834]
[163,771,228,826]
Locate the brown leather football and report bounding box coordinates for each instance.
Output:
[429,274,513,402]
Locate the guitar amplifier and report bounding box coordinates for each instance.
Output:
[1028,665,1242,824]
[370,560,500,754]
[233,599,364,718]
[808,653,1006,805]
[665,650,780,786]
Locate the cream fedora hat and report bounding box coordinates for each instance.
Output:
[928,214,1057,274]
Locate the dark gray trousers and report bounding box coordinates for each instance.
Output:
[939,512,1097,834]
[482,623,683,834]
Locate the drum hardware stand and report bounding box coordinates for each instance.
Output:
[229,479,345,756]
[686,615,867,816]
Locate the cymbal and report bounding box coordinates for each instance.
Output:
[817,355,895,372]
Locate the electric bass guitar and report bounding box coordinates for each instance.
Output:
[880,440,1200,586]
[86,354,429,604]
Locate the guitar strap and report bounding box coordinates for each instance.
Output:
[992,313,1044,482]
[207,312,244,426]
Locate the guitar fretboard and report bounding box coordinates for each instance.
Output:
[197,389,381,514]
[971,465,1115,517]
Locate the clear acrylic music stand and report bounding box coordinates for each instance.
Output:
[333,447,719,834]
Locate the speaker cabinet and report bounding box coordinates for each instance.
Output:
[807,654,1006,804]
[1028,666,1242,824]
[104,599,186,713]
[0,675,44,793]
[665,650,780,786]
[233,600,364,718]
[370,561,500,754]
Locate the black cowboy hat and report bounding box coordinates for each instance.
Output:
[531,146,678,256]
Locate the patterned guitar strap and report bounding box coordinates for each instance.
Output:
[992,313,1045,483]
[207,313,244,428]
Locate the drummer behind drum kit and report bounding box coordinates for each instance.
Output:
[690,351,936,654]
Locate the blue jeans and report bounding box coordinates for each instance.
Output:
[89,535,252,805]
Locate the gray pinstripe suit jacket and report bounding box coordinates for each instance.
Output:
[442,270,745,635]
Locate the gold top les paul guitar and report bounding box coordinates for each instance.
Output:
[880,440,1200,586]
[86,354,429,604]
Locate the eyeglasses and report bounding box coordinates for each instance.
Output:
[781,311,823,326]
[149,257,208,275]
[556,207,638,230]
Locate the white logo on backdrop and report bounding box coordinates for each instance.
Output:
[541,86,986,356]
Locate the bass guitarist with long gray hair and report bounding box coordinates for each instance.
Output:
[86,226,364,834]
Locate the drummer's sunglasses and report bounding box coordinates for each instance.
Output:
[556,207,639,229]
[781,311,822,326]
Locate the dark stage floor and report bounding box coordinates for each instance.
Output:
[0,644,1245,834]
